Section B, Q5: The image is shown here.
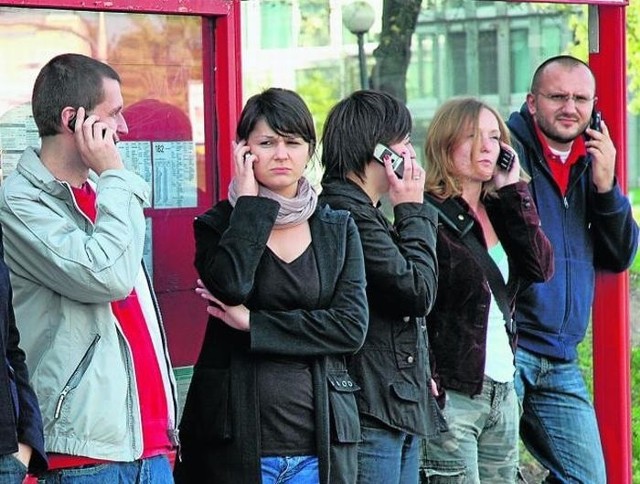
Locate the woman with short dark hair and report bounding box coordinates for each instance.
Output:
[319,90,444,484]
[174,87,369,484]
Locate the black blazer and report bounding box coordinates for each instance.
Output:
[175,196,368,484]
[320,178,446,439]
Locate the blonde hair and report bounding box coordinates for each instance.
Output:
[423,97,526,199]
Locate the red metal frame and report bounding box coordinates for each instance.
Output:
[496,0,628,5]
[0,0,235,14]
[589,5,632,482]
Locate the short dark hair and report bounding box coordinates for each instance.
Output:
[320,90,412,182]
[530,55,594,93]
[236,87,316,155]
[31,53,121,138]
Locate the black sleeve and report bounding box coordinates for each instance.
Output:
[352,202,438,317]
[194,197,279,305]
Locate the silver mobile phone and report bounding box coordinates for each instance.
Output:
[373,143,404,178]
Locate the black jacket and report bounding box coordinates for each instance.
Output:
[508,105,639,360]
[174,196,369,484]
[0,229,47,474]
[425,182,554,397]
[319,179,446,438]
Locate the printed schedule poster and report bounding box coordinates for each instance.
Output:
[0,105,40,181]
[152,141,197,209]
[118,141,153,187]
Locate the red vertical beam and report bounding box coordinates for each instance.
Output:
[213,0,243,199]
[588,5,632,483]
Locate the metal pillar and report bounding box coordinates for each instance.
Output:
[588,4,632,483]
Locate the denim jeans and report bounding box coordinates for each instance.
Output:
[422,377,519,483]
[515,347,606,483]
[357,424,421,484]
[260,455,319,484]
[37,455,173,484]
[0,454,27,484]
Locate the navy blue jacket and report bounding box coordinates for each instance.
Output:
[508,104,639,361]
[0,228,46,474]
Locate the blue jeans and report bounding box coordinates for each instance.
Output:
[37,455,173,483]
[515,347,606,483]
[357,424,420,484]
[422,378,519,483]
[261,456,319,484]
[0,454,27,484]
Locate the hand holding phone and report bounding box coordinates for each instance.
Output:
[373,143,404,179]
[68,109,108,139]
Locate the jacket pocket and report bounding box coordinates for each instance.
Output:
[327,371,360,443]
[54,334,101,419]
[390,381,420,403]
[180,367,232,444]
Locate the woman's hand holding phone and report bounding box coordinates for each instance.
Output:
[386,151,424,207]
[232,139,259,197]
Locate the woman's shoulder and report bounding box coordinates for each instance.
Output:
[194,200,233,229]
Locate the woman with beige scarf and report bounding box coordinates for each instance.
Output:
[174,87,369,484]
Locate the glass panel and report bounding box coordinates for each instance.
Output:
[449,32,466,96]
[479,30,497,95]
[298,0,329,47]
[261,0,292,49]
[541,24,561,59]
[510,28,530,94]
[0,9,206,206]
[0,7,211,370]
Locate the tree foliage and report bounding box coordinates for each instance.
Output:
[369,1,639,112]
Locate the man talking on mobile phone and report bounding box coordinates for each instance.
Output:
[0,53,178,483]
[507,55,639,483]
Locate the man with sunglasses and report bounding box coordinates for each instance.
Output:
[507,55,638,482]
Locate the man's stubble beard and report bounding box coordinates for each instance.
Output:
[534,112,588,146]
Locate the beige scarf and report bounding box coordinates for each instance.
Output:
[228,177,318,229]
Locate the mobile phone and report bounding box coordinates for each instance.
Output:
[497,148,515,172]
[590,110,602,133]
[373,143,404,179]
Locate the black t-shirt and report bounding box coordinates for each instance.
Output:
[252,244,319,456]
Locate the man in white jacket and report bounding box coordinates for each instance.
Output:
[0,53,178,483]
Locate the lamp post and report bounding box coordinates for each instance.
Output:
[342,1,375,90]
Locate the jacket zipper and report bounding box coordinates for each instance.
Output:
[54,334,101,419]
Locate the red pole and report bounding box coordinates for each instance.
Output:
[588,5,632,483]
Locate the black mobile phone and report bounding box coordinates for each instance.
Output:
[373,143,404,178]
[590,110,602,133]
[497,148,515,172]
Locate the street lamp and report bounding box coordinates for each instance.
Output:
[342,1,375,90]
